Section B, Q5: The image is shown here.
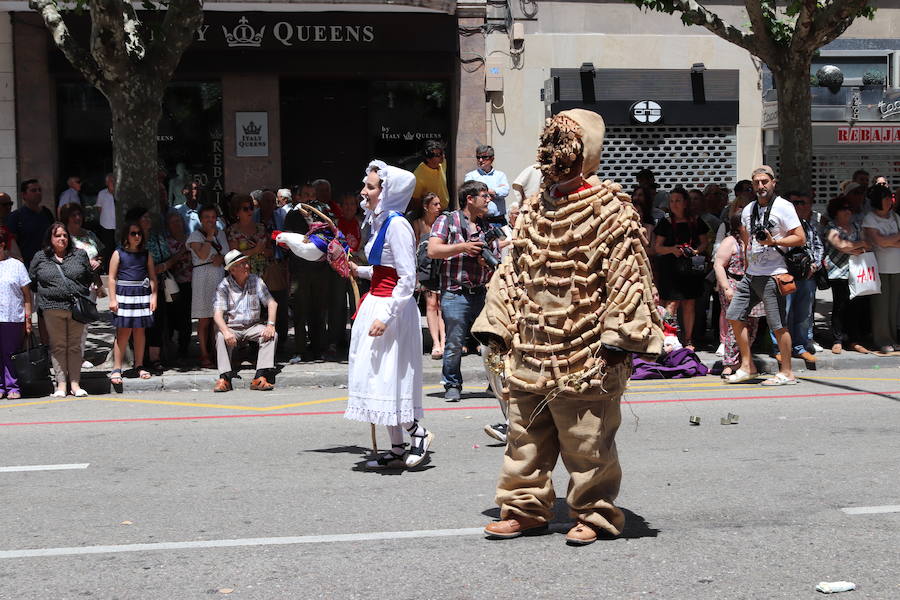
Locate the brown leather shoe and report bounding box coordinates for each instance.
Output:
[794,351,816,363]
[565,521,599,545]
[213,378,232,393]
[483,516,547,539]
[850,343,870,354]
[250,376,274,391]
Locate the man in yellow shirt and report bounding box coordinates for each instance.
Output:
[413,141,451,210]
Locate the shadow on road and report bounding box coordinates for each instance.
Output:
[480,501,659,539]
[799,377,899,402]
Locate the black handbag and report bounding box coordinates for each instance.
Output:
[814,264,831,290]
[676,255,707,275]
[55,263,99,324]
[11,331,51,385]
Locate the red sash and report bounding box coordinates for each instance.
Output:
[352,266,399,320]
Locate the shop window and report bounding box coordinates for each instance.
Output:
[57,81,223,211]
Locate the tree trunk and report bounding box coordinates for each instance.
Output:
[771,59,814,194]
[108,84,165,228]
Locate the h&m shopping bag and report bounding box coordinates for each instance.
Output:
[848,252,881,299]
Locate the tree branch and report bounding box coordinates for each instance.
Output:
[28,0,103,88]
[88,0,130,80]
[810,0,873,48]
[145,0,203,81]
[638,0,761,58]
[789,0,816,50]
[745,0,780,64]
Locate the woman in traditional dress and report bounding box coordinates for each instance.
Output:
[345,160,434,469]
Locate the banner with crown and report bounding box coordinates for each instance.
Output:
[235,111,268,157]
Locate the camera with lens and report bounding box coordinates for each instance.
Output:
[751,221,774,242]
[472,226,507,269]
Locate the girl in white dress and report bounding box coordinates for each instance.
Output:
[346,160,434,469]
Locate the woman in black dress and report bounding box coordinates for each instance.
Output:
[653,187,710,348]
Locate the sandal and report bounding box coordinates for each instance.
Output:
[430,348,443,360]
[135,366,151,380]
[365,445,407,470]
[109,369,122,385]
[761,373,798,386]
[720,367,734,379]
[405,429,435,468]
[725,369,758,384]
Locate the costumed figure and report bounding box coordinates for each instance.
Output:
[343,160,434,469]
[474,109,664,545]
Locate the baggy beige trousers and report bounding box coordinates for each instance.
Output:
[44,309,86,386]
[215,324,277,375]
[495,360,630,536]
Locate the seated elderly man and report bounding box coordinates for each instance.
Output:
[213,250,278,392]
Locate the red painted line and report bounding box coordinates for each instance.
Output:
[0,390,895,427]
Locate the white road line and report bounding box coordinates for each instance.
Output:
[0,463,90,473]
[841,505,900,515]
[0,527,486,559]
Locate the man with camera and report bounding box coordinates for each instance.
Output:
[725,166,806,386]
[428,180,503,401]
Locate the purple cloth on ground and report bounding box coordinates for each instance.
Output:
[630,348,710,380]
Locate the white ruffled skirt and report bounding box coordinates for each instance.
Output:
[345,294,423,426]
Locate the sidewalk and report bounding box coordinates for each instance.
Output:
[64,290,898,395]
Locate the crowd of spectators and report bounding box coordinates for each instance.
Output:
[0,148,898,399]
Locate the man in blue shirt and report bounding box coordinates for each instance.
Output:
[464,145,509,221]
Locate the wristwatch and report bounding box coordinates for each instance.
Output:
[266,321,275,326]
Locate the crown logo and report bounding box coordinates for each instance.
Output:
[242,121,262,136]
[403,131,415,141]
[223,17,265,48]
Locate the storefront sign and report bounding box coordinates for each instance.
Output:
[630,100,662,124]
[235,112,268,157]
[836,126,900,144]
[877,91,900,120]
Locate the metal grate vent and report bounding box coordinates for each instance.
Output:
[764,146,900,208]
[600,126,738,191]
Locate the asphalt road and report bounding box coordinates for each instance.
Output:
[1,368,898,599]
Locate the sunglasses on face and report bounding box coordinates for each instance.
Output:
[129,230,143,237]
[428,152,443,159]
[476,155,493,160]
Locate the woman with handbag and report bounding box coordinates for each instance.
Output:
[188,205,228,368]
[824,196,871,354]
[108,220,157,384]
[165,210,193,358]
[130,206,178,374]
[29,222,92,397]
[653,187,710,349]
[409,192,445,359]
[60,203,104,369]
[862,186,900,353]
[0,229,32,399]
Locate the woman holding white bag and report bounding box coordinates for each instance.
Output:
[862,186,900,353]
[824,196,871,354]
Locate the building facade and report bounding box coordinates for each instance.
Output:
[5,0,488,211]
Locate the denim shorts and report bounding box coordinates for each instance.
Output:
[725,274,786,331]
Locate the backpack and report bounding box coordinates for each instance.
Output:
[416,233,440,285]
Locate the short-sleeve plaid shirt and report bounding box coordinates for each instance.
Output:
[213,273,273,329]
[429,211,498,292]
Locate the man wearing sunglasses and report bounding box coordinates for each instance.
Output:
[412,140,450,210]
[464,145,509,222]
[57,175,82,216]
[770,191,824,364]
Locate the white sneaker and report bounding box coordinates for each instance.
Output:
[715,343,724,357]
[812,342,824,353]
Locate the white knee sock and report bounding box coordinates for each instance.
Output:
[403,420,426,438]
[386,425,404,448]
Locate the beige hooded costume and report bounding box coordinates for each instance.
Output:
[473,109,663,536]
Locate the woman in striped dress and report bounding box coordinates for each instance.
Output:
[107,220,157,384]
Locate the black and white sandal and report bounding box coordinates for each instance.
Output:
[365,445,407,470]
[405,430,435,468]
